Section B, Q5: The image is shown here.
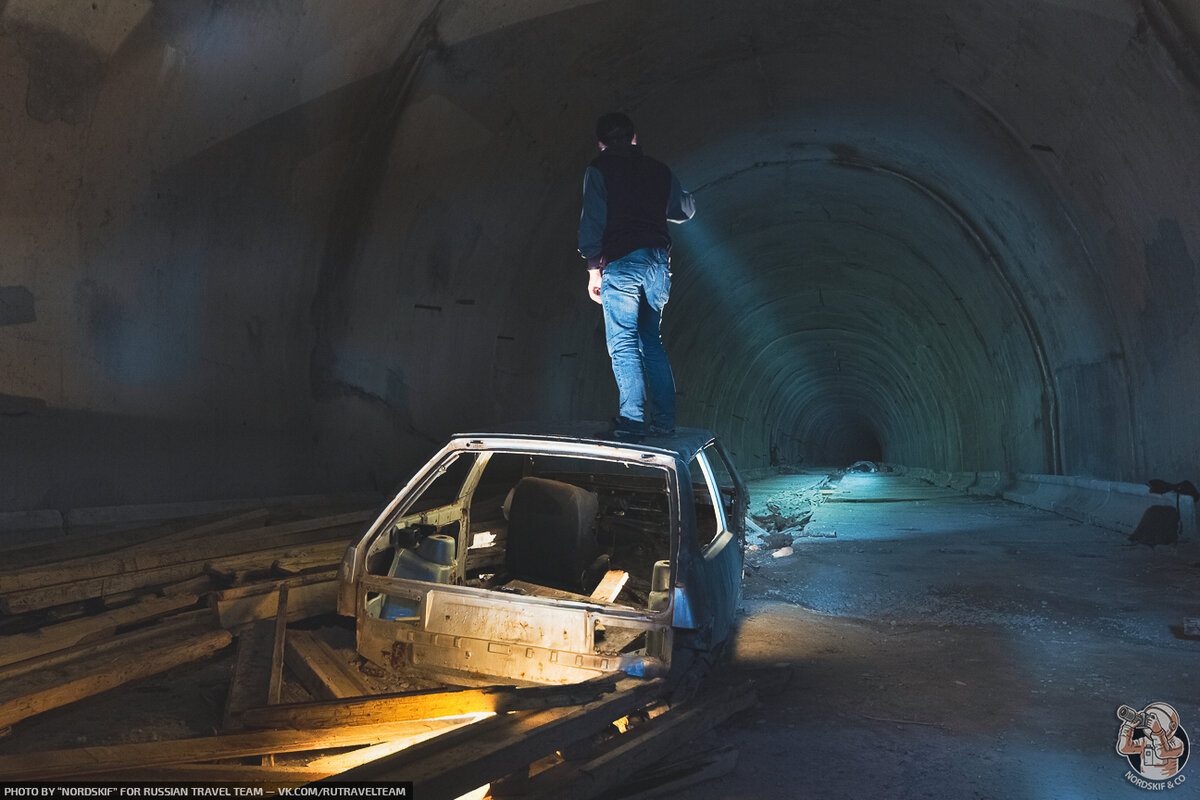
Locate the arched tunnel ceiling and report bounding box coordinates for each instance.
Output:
[1,0,1198,508]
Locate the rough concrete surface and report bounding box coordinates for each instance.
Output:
[698,472,1199,799]
[1,1,1199,511]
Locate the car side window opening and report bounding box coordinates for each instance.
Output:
[702,443,738,523]
[372,449,672,612]
[690,450,728,549]
[404,453,475,515]
[363,453,478,578]
[360,452,478,619]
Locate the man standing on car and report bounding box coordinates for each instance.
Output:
[578,112,696,439]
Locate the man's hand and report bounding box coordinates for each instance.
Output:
[587,267,603,305]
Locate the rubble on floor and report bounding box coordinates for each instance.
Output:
[748,474,840,552]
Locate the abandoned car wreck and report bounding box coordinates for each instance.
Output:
[339,425,748,687]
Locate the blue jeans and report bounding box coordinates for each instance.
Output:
[601,248,676,432]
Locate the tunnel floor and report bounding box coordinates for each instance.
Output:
[699,471,1199,800]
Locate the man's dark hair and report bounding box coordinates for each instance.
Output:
[596,112,636,147]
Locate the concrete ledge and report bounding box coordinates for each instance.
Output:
[890,466,1197,537]
[0,492,385,534]
[0,508,65,533]
[967,471,1011,496]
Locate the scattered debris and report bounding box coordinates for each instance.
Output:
[804,529,837,539]
[760,532,794,550]
[1173,618,1200,641]
[751,501,814,534]
[848,461,878,473]
[771,547,794,559]
[746,475,846,554]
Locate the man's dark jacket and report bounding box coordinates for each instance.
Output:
[578,144,695,266]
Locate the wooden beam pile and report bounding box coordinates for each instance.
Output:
[0,503,756,795]
[0,672,755,797]
[0,505,373,734]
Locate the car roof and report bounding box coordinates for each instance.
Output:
[451,420,718,462]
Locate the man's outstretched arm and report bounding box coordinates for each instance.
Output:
[578,166,608,268]
[579,166,607,304]
[667,174,695,222]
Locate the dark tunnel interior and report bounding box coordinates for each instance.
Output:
[2,0,1199,510]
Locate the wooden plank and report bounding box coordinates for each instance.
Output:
[147,508,270,546]
[163,575,213,597]
[589,570,630,603]
[237,675,622,730]
[301,719,476,772]
[0,610,217,682]
[268,538,359,573]
[520,684,756,800]
[163,509,366,552]
[263,586,289,767]
[0,519,212,571]
[0,512,366,594]
[0,512,339,593]
[0,593,199,669]
[283,629,372,701]
[614,746,739,800]
[78,764,327,783]
[503,580,596,603]
[463,545,505,571]
[325,678,665,795]
[268,585,288,705]
[214,580,336,629]
[212,568,338,601]
[0,540,349,615]
[0,624,232,730]
[0,718,485,780]
[222,620,278,731]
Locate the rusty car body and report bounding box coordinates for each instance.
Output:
[336,422,748,686]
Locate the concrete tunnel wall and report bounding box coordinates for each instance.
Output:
[1,0,1198,511]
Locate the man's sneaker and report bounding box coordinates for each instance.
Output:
[648,423,676,436]
[611,416,645,440]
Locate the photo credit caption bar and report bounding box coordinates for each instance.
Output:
[2,786,413,798]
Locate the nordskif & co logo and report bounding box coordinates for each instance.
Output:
[1116,702,1189,790]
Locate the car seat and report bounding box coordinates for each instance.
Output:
[504,476,600,592]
